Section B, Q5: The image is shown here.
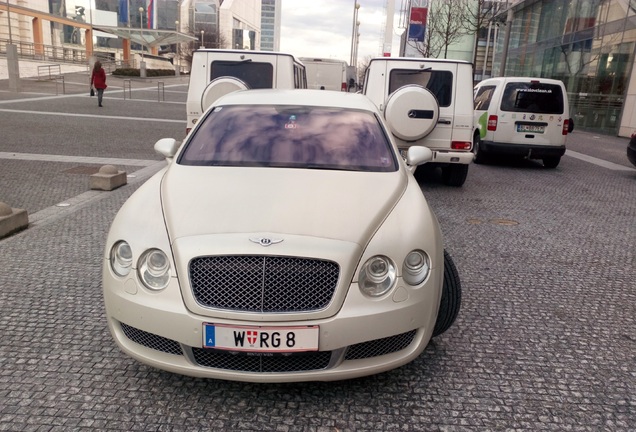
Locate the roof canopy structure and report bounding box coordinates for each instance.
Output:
[93,26,198,48]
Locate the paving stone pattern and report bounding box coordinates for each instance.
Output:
[0,68,635,431]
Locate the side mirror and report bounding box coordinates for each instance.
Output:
[154,138,179,162]
[406,146,433,166]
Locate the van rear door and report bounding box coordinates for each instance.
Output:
[496,81,567,146]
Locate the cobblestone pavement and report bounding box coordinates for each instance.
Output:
[0,66,635,431]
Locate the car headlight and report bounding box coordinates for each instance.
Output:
[110,241,132,277]
[402,250,431,286]
[138,249,171,290]
[359,255,396,297]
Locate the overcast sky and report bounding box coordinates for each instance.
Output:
[279,0,405,63]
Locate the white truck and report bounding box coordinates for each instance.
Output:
[363,57,475,186]
[299,57,349,92]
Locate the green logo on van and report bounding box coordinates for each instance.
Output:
[478,111,488,139]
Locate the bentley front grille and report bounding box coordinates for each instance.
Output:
[192,348,333,372]
[189,256,339,312]
[120,323,183,355]
[344,330,417,360]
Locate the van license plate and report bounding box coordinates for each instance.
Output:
[517,124,545,133]
[203,323,319,353]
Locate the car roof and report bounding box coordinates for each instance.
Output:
[214,89,380,112]
[480,77,565,86]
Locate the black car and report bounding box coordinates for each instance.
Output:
[629,133,636,167]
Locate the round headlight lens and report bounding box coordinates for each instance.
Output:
[402,250,431,285]
[359,255,396,297]
[138,249,171,290]
[110,241,132,277]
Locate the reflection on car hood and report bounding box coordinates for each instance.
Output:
[160,164,406,246]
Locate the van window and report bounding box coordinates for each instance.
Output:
[500,82,564,114]
[210,61,274,89]
[389,69,453,107]
[474,85,496,110]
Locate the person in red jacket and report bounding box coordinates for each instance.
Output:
[90,61,107,107]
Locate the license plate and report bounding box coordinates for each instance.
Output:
[203,323,319,353]
[517,124,545,133]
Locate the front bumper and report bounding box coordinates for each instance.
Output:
[103,260,442,382]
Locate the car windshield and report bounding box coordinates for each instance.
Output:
[179,105,398,172]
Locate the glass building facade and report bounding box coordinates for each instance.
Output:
[260,0,279,51]
[493,0,636,135]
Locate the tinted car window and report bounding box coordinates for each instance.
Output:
[474,85,496,110]
[389,69,453,107]
[211,61,274,88]
[179,105,398,172]
[500,82,564,114]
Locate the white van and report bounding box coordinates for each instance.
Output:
[473,77,572,168]
[186,49,307,134]
[299,58,349,91]
[363,57,475,187]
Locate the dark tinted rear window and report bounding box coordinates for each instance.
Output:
[389,69,453,107]
[180,105,397,172]
[500,82,564,114]
[211,61,274,88]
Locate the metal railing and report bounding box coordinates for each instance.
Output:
[55,75,65,95]
[37,64,61,80]
[0,39,88,64]
[123,80,132,99]
[157,82,165,102]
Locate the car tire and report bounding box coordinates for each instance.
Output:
[201,77,249,112]
[543,156,561,168]
[473,134,488,165]
[433,249,462,337]
[441,164,469,187]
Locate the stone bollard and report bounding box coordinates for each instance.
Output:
[90,165,127,191]
[0,201,29,238]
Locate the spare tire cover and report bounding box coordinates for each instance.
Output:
[201,77,249,112]
[384,85,440,141]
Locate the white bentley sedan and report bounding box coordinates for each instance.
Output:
[102,89,461,382]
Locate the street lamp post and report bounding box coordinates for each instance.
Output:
[139,7,145,62]
[175,20,180,76]
[200,30,205,49]
[139,6,146,78]
[350,2,360,66]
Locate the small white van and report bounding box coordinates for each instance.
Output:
[186,49,307,134]
[473,77,572,168]
[299,57,349,91]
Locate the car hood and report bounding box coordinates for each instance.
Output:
[160,164,406,246]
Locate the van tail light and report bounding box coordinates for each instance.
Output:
[562,119,569,135]
[451,141,472,150]
[487,115,498,131]
[186,128,191,134]
[341,82,347,91]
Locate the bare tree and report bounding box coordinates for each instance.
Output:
[409,0,468,59]
[357,55,374,86]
